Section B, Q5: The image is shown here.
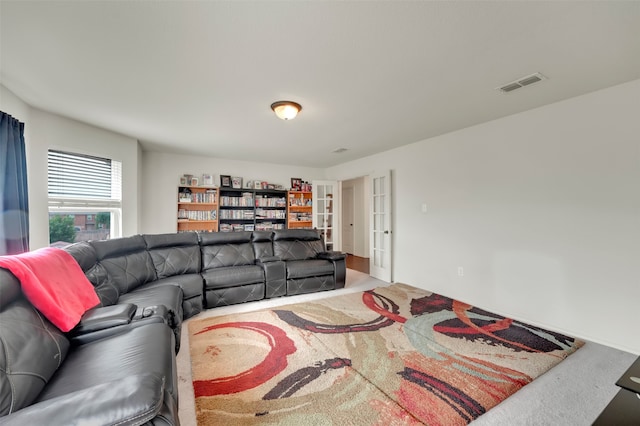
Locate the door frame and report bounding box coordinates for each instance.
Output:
[368,170,392,282]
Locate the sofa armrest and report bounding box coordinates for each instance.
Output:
[0,374,165,426]
[257,258,286,298]
[317,251,347,261]
[317,251,347,289]
[72,303,137,335]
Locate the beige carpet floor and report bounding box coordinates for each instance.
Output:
[176,270,636,425]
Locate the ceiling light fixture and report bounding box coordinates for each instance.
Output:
[271,101,302,120]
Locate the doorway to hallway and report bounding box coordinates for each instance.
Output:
[346,254,369,274]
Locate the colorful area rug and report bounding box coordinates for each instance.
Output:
[188,283,583,425]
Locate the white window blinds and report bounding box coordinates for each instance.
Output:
[48,150,122,208]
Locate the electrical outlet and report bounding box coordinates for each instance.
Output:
[457,267,464,277]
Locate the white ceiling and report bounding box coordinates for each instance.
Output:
[1,1,639,168]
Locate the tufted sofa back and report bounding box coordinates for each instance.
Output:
[199,231,256,270]
[65,241,115,306]
[0,269,70,416]
[272,229,325,260]
[88,235,157,304]
[251,231,274,260]
[143,232,201,278]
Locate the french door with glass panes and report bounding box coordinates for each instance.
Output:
[312,180,340,251]
[369,171,392,282]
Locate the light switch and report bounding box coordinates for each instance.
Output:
[421,203,427,213]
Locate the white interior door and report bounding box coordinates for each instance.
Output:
[341,186,355,254]
[369,171,392,282]
[313,180,340,251]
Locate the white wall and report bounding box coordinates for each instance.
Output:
[0,85,30,125]
[1,85,142,250]
[27,109,141,248]
[327,79,640,355]
[140,151,324,234]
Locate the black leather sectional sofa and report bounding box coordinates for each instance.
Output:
[0,229,346,425]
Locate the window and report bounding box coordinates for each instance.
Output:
[47,150,122,246]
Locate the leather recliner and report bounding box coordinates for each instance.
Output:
[0,269,178,425]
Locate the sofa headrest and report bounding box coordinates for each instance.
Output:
[90,235,147,260]
[0,268,21,308]
[199,231,252,246]
[143,232,199,249]
[273,229,321,241]
[251,231,274,243]
[64,242,97,272]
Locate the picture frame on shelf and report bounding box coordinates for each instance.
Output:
[220,175,231,187]
[291,178,302,191]
[190,177,199,186]
[231,176,243,189]
[254,181,263,189]
[202,174,214,186]
[179,177,187,185]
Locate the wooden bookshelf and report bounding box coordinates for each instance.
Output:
[287,190,313,229]
[219,188,287,232]
[177,186,219,233]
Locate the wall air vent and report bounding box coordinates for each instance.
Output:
[497,72,547,93]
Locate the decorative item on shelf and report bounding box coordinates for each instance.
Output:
[245,180,254,189]
[231,177,243,189]
[178,187,192,201]
[220,175,231,188]
[261,181,269,189]
[291,178,302,191]
[275,184,284,190]
[180,176,187,185]
[254,181,262,189]
[202,174,214,186]
[190,177,199,186]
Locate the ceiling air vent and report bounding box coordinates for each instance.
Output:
[332,148,348,154]
[497,73,546,93]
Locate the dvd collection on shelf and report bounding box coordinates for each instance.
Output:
[179,184,297,233]
[288,196,312,207]
[177,209,217,221]
[220,193,254,207]
[219,209,255,220]
[255,195,287,207]
[218,222,284,232]
[289,212,312,222]
[255,209,286,220]
[178,189,217,204]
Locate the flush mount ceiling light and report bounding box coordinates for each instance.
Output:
[271,101,302,120]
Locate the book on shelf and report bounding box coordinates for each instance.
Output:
[220,194,254,207]
[180,210,217,221]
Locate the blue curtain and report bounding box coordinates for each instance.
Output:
[0,111,29,255]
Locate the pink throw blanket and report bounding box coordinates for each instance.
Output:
[0,247,99,331]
